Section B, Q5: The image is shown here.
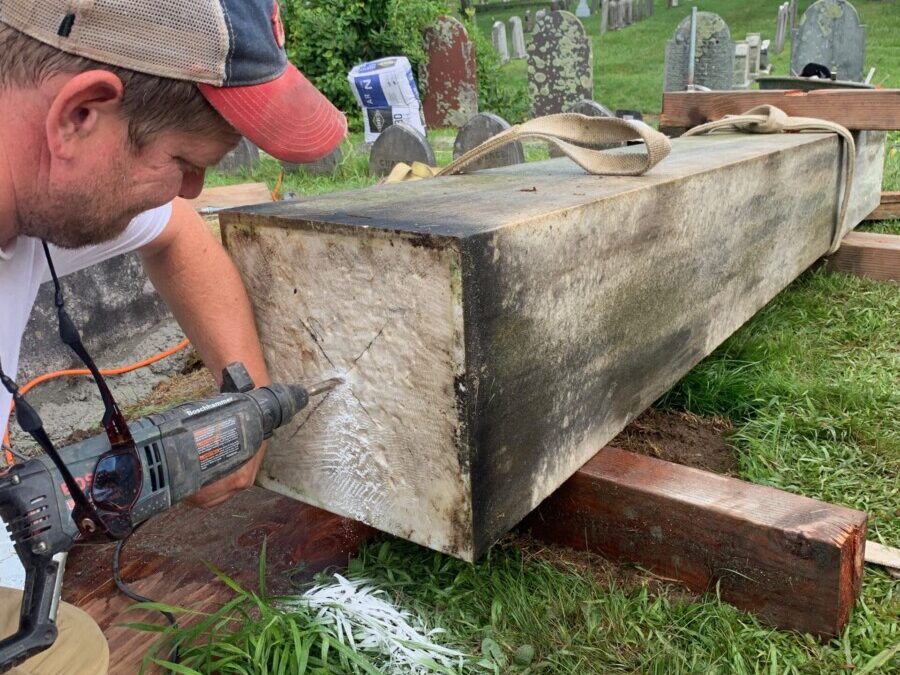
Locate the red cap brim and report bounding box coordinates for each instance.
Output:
[199,65,347,163]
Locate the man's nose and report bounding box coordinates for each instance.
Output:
[178,170,206,199]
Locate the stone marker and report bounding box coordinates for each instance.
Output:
[789,0,798,32]
[634,0,643,23]
[281,146,342,176]
[224,133,884,561]
[528,11,593,116]
[422,16,479,129]
[746,33,761,79]
[576,0,591,17]
[733,42,750,89]
[663,12,735,92]
[609,0,619,30]
[216,137,259,175]
[646,0,653,17]
[623,0,632,26]
[492,20,509,64]
[791,0,865,82]
[368,122,435,176]
[509,16,527,59]
[453,112,525,170]
[599,0,609,33]
[525,9,534,32]
[760,39,771,73]
[775,3,788,55]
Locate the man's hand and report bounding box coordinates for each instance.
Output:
[139,197,270,508]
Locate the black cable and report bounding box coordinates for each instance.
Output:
[112,523,181,666]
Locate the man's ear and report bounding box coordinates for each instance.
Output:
[45,70,125,160]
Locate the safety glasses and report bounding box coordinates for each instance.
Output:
[0,243,142,540]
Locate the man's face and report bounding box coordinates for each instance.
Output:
[18,117,239,249]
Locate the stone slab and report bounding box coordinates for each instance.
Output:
[222,132,883,561]
[527,10,593,116]
[664,12,734,91]
[368,123,436,176]
[792,0,865,82]
[453,112,524,170]
[422,16,479,128]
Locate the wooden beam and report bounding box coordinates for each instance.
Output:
[65,487,375,674]
[864,192,900,221]
[826,231,900,282]
[660,89,900,132]
[521,447,867,638]
[187,182,272,212]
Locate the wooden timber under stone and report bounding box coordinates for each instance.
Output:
[522,447,867,638]
[221,131,883,561]
[865,191,900,221]
[827,231,900,282]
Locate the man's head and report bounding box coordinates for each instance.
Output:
[0,0,346,249]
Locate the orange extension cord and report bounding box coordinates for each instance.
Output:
[3,338,191,465]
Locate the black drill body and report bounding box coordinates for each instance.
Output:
[0,367,331,671]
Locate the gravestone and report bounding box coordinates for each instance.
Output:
[281,147,342,176]
[452,112,524,171]
[492,21,509,64]
[746,33,761,79]
[368,123,436,176]
[576,0,591,17]
[733,42,751,89]
[663,12,735,92]
[216,138,259,175]
[599,0,609,33]
[609,0,620,30]
[775,3,788,55]
[789,0,798,32]
[791,0,865,82]
[634,0,643,23]
[623,0,632,26]
[760,39,771,73]
[525,10,534,32]
[509,16,527,59]
[527,11,594,116]
[421,16,478,128]
[646,0,653,17]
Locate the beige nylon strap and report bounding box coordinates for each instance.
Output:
[683,105,855,254]
[437,113,672,177]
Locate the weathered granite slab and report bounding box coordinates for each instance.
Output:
[222,132,883,561]
[422,16,478,128]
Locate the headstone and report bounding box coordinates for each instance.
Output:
[746,33,761,79]
[615,109,643,121]
[452,113,524,171]
[368,123,436,176]
[525,10,534,32]
[670,0,678,7]
[600,0,609,33]
[733,41,751,89]
[663,12,735,92]
[281,146,342,176]
[789,0,798,32]
[421,16,478,128]
[576,0,591,17]
[646,0,653,17]
[760,39,771,73]
[216,138,259,175]
[609,0,619,30]
[509,16,527,59]
[623,0,632,26]
[492,21,509,64]
[528,11,594,116]
[774,3,788,55]
[791,0,866,82]
[634,0,643,23]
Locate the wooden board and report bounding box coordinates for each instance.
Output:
[826,231,900,282]
[660,89,900,133]
[187,183,272,212]
[222,132,883,561]
[64,487,374,674]
[864,192,900,221]
[521,447,867,638]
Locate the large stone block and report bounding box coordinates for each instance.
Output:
[222,132,883,561]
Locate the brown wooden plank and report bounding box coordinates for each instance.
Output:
[660,89,900,132]
[521,447,867,638]
[826,231,900,282]
[864,192,900,221]
[187,182,272,212]
[64,487,375,674]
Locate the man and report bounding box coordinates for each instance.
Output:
[0,1,346,672]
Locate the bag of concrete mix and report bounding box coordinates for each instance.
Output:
[348,57,426,143]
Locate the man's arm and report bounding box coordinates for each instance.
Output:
[139,197,269,507]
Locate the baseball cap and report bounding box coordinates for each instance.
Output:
[0,0,347,163]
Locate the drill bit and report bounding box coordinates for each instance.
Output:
[306,377,343,397]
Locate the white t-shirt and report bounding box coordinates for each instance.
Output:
[0,203,173,441]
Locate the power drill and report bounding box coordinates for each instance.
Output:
[0,363,340,671]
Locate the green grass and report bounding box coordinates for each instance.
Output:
[473,0,900,121]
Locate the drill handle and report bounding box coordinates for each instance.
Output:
[0,555,62,673]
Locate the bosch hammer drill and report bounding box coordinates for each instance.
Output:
[0,362,339,671]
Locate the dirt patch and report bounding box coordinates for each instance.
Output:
[611,407,738,475]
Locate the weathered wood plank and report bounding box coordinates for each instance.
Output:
[864,192,900,221]
[222,132,883,561]
[660,89,900,132]
[187,182,272,212]
[64,487,374,674]
[827,231,900,282]
[522,447,867,638]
